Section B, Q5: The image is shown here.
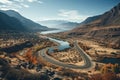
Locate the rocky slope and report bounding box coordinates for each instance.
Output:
[80,15,101,25]
[80,3,120,26]
[69,3,120,49]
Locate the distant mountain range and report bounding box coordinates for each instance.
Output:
[38,20,79,30]
[0,10,49,32]
[68,3,120,49]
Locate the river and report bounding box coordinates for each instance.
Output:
[39,30,94,69]
[41,29,68,34]
[40,30,70,53]
[40,30,120,65]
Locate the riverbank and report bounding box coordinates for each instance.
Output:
[46,32,120,58]
[42,30,120,74]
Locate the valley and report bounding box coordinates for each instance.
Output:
[0,1,120,80]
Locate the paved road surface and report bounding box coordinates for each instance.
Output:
[38,40,94,69]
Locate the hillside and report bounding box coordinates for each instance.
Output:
[68,3,120,49]
[0,10,48,31]
[80,15,101,25]
[80,3,120,26]
[0,12,27,31]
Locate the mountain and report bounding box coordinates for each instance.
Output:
[38,20,79,30]
[81,3,120,26]
[69,3,120,49]
[0,10,48,31]
[80,15,101,25]
[55,22,79,30]
[39,20,68,27]
[0,12,27,31]
[91,3,120,26]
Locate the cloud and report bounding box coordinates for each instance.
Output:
[13,0,24,2]
[27,0,43,3]
[27,0,36,2]
[0,5,19,11]
[38,1,43,4]
[20,3,29,8]
[0,0,12,4]
[38,9,89,22]
[58,9,88,22]
[27,0,38,2]
[0,0,42,11]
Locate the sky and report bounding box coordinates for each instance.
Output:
[0,0,120,22]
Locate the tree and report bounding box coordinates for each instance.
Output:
[100,63,120,74]
[102,73,119,80]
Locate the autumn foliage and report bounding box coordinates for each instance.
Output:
[89,73,120,80]
[100,63,120,74]
[88,63,120,80]
[25,48,38,64]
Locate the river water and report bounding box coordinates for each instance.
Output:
[40,30,70,53]
[41,30,120,64]
[41,29,68,34]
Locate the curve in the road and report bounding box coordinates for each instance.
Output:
[38,40,94,70]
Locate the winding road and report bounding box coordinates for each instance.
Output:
[38,40,94,70]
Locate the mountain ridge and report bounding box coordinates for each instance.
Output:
[68,3,120,49]
[0,12,27,31]
[0,10,48,31]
